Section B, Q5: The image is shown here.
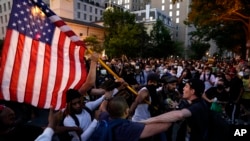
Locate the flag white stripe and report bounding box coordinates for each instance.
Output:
[55,37,71,109]
[70,36,80,42]
[60,25,71,32]
[68,46,82,89]
[1,31,19,100]
[17,36,32,102]
[31,42,46,106]
[49,15,61,23]
[45,28,60,108]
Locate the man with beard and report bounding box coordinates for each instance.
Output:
[63,89,111,141]
[158,75,182,113]
[0,105,43,141]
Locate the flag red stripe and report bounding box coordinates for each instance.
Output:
[0,30,12,100]
[65,30,76,37]
[24,40,39,104]
[54,20,66,28]
[50,32,65,107]
[37,44,51,108]
[9,34,25,101]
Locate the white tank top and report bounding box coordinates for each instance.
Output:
[132,87,151,122]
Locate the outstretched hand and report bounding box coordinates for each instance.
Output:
[48,107,63,130]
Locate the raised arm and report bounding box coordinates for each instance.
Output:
[129,89,149,115]
[78,52,99,95]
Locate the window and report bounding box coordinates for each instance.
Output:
[84,14,86,20]
[0,16,3,23]
[0,5,2,13]
[90,7,92,12]
[2,27,4,34]
[162,0,165,3]
[177,3,180,8]
[169,4,172,10]
[83,5,86,11]
[95,8,97,14]
[4,3,6,12]
[162,5,165,11]
[89,15,92,21]
[176,17,179,23]
[77,3,80,9]
[5,15,7,22]
[77,12,80,19]
[176,10,179,16]
[100,10,103,15]
[95,16,98,21]
[8,1,11,10]
[169,11,172,17]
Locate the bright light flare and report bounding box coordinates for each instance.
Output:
[31,6,45,17]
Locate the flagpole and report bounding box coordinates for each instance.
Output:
[86,48,157,110]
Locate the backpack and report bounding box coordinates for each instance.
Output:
[88,119,127,141]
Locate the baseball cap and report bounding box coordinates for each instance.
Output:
[161,75,178,84]
[187,78,205,97]
[147,73,159,82]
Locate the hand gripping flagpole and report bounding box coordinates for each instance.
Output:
[86,48,158,110]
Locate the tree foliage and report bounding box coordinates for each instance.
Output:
[149,20,183,58]
[103,8,150,58]
[184,0,250,58]
[189,40,210,60]
[84,35,103,53]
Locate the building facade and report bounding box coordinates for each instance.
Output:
[108,0,194,58]
[0,0,105,42]
[0,0,12,40]
[131,5,174,36]
[151,0,194,50]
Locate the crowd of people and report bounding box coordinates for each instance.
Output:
[1,53,250,141]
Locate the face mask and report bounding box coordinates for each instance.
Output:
[146,85,158,93]
[217,84,224,90]
[163,69,168,73]
[205,71,210,75]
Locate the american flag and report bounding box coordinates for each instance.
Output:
[0,0,87,110]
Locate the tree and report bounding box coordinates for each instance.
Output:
[150,20,183,58]
[103,8,149,58]
[184,0,250,59]
[188,40,210,60]
[84,35,103,53]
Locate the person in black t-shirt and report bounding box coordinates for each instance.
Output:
[202,79,229,111]
[142,78,210,141]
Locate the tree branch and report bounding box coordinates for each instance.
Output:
[232,11,250,20]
